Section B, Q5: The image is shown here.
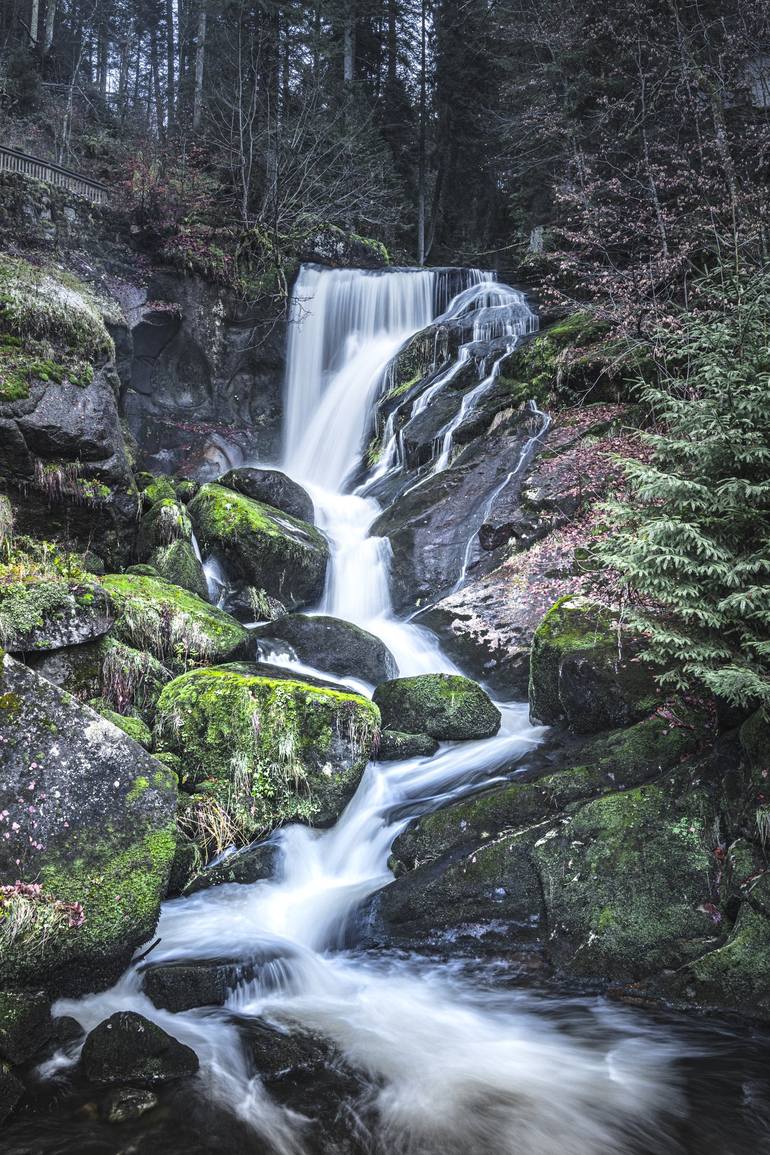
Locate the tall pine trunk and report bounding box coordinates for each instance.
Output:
[192,1,207,131]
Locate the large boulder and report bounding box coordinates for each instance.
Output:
[256,613,397,685]
[101,574,249,671]
[0,654,178,993]
[0,578,112,653]
[378,730,439,761]
[80,1012,198,1087]
[149,539,209,600]
[136,497,193,558]
[188,483,328,610]
[219,467,315,524]
[373,673,500,740]
[156,665,380,839]
[529,596,659,732]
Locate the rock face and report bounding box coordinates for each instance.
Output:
[373,673,500,740]
[219,467,315,524]
[189,483,329,610]
[156,665,380,838]
[529,596,659,731]
[101,573,250,671]
[0,580,112,653]
[122,271,286,478]
[0,654,178,992]
[80,1012,199,1087]
[256,614,398,686]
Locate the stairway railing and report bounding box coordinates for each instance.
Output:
[0,145,109,204]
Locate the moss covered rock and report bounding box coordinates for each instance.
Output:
[529,596,659,732]
[101,573,249,671]
[378,730,439,761]
[533,769,720,981]
[219,467,314,524]
[149,539,208,600]
[0,654,178,994]
[90,703,153,749]
[136,497,193,558]
[188,483,328,610]
[0,990,53,1064]
[373,673,500,740]
[156,665,380,840]
[0,579,112,652]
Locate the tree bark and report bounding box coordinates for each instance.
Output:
[343,2,355,84]
[192,0,207,130]
[417,0,427,264]
[29,0,39,46]
[165,0,175,130]
[43,0,56,55]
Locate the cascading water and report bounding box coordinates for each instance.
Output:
[46,264,696,1155]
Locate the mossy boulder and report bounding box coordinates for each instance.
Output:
[529,596,659,732]
[0,579,112,652]
[0,654,178,994]
[373,673,500,740]
[80,1012,198,1087]
[140,475,177,506]
[156,665,380,839]
[0,1065,23,1126]
[101,574,249,672]
[257,613,398,686]
[136,497,193,558]
[378,730,439,761]
[219,467,315,524]
[188,483,328,610]
[90,703,153,749]
[149,539,208,600]
[533,769,720,981]
[0,990,53,1064]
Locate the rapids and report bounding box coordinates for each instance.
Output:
[26,264,770,1155]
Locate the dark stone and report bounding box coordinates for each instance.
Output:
[143,959,261,1012]
[378,730,439,760]
[256,614,397,686]
[0,581,113,654]
[183,839,280,894]
[101,1085,159,1123]
[373,673,500,740]
[219,468,315,524]
[0,991,53,1064]
[80,1012,199,1087]
[0,1065,23,1126]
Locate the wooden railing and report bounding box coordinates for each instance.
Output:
[0,146,109,204]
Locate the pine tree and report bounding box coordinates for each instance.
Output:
[598,269,770,712]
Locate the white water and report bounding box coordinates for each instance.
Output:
[53,265,687,1155]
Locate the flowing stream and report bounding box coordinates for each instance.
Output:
[29,265,770,1155]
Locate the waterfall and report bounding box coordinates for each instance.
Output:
[52,263,685,1155]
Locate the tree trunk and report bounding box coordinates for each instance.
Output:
[151,29,165,139]
[417,0,427,264]
[343,2,355,84]
[165,0,175,130]
[43,0,56,55]
[29,0,39,46]
[192,1,207,131]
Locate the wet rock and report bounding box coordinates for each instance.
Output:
[0,990,53,1064]
[101,1085,159,1123]
[219,467,315,524]
[136,497,193,558]
[143,960,260,1012]
[378,730,439,760]
[0,654,178,994]
[81,1012,199,1087]
[0,1064,23,1126]
[188,483,329,611]
[0,580,112,653]
[182,839,279,894]
[529,596,659,732]
[155,665,380,836]
[256,614,398,686]
[373,673,500,740]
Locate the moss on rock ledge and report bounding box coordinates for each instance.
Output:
[156,664,380,841]
[373,673,500,740]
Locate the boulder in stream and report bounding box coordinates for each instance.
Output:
[188,483,328,610]
[373,673,500,740]
[378,730,439,760]
[256,613,398,686]
[80,1012,199,1087]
